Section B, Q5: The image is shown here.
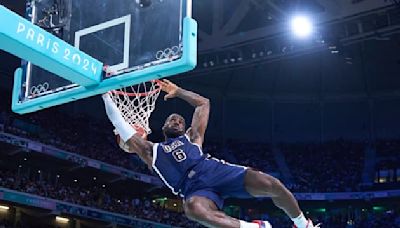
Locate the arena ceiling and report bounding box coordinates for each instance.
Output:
[194,0,396,51]
[179,0,400,101]
[0,0,400,102]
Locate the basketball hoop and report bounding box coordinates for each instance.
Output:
[108,80,161,135]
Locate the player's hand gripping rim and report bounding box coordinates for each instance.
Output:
[157,79,180,101]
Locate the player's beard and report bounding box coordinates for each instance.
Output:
[163,127,184,139]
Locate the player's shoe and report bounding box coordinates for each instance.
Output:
[252,220,272,228]
[293,219,321,228]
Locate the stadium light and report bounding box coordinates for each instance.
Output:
[291,15,313,38]
[56,216,69,223]
[0,205,9,211]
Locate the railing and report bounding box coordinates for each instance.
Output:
[0,187,175,227]
[294,189,400,201]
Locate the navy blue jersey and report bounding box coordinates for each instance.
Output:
[152,135,205,196]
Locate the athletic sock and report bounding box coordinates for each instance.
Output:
[239,220,259,228]
[291,212,308,228]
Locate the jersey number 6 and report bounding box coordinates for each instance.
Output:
[172,149,187,162]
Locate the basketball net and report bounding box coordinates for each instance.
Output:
[108,80,161,135]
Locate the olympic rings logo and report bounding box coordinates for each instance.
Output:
[155,45,182,60]
[30,83,49,95]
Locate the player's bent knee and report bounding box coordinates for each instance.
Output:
[184,198,208,221]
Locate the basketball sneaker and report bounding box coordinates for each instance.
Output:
[252,220,272,228]
[293,219,321,228]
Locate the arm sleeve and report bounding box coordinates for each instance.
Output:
[102,93,136,142]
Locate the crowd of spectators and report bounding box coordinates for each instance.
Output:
[376,139,400,171]
[0,169,201,228]
[1,108,153,175]
[225,140,278,173]
[281,140,365,192]
[0,108,281,178]
[376,139,400,157]
[1,103,400,194]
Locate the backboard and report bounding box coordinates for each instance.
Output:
[0,0,196,114]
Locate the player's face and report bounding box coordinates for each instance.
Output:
[162,114,186,139]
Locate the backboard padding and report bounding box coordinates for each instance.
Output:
[7,0,196,114]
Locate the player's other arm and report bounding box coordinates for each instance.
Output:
[102,94,153,165]
[159,80,210,146]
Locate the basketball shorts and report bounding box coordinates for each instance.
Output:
[180,157,253,209]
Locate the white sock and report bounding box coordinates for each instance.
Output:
[102,94,136,142]
[239,220,259,228]
[291,212,308,228]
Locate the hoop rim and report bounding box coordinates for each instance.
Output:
[109,80,161,97]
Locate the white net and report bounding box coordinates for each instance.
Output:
[108,80,161,135]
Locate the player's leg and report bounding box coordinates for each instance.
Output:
[184,195,269,228]
[244,169,300,217]
[183,195,240,228]
[244,169,315,228]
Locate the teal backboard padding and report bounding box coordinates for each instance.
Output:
[12,17,197,114]
[0,5,103,86]
[2,0,197,114]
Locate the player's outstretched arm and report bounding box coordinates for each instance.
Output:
[102,94,153,165]
[158,79,210,146]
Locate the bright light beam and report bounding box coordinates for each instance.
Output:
[291,15,313,38]
[56,216,69,223]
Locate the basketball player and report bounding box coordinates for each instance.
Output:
[102,79,319,228]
